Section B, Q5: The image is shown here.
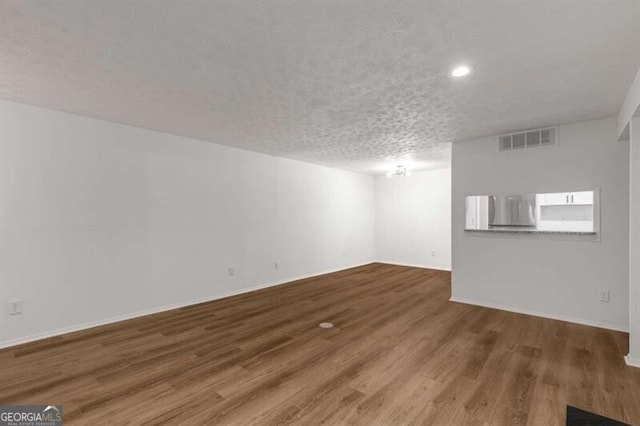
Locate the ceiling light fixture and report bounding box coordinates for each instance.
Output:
[451,65,471,77]
[386,165,408,177]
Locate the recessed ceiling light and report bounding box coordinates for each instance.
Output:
[451,65,471,77]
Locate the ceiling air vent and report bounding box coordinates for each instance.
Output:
[499,127,557,152]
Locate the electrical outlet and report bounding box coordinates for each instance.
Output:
[274,262,280,270]
[599,289,610,303]
[8,299,23,315]
[228,267,235,277]
[431,250,436,257]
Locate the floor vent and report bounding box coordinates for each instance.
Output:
[499,127,557,152]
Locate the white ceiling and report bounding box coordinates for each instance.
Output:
[1,1,639,174]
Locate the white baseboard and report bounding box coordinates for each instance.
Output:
[0,261,375,349]
[449,296,629,333]
[375,260,451,272]
[625,354,640,368]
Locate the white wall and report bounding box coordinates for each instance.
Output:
[452,117,630,331]
[619,66,640,367]
[375,169,451,270]
[0,100,376,347]
[618,67,640,139]
[628,116,640,366]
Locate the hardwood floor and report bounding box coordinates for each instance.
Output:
[1,263,639,425]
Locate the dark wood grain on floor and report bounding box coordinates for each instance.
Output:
[1,263,639,425]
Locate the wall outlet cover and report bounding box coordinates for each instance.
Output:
[599,290,610,303]
[9,299,23,315]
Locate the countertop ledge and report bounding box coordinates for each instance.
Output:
[464,228,596,235]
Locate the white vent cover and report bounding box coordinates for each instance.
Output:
[499,127,557,151]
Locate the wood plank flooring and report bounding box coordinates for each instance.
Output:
[1,263,639,425]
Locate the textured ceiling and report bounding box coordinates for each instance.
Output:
[1,1,639,174]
